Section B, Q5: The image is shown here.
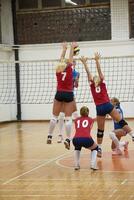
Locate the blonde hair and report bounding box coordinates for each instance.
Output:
[111,97,120,106]
[56,59,67,73]
[93,75,101,87]
[80,106,89,117]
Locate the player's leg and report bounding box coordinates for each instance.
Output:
[109,131,122,155]
[57,111,65,143]
[72,138,81,170]
[110,108,134,141]
[114,129,129,151]
[88,141,99,170]
[72,99,79,119]
[111,133,121,150]
[64,101,74,150]
[47,99,63,144]
[96,115,105,157]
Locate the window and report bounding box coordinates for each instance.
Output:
[18,0,38,9]
[129,1,134,38]
[64,0,109,6]
[90,0,110,3]
[42,0,61,8]
[17,5,111,44]
[67,0,86,6]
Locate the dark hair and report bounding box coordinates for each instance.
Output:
[80,106,89,117]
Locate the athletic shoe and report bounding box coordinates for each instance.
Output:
[74,165,80,170]
[64,138,70,150]
[132,134,134,142]
[124,141,129,151]
[57,135,63,143]
[90,164,99,170]
[97,147,102,158]
[112,148,122,155]
[46,135,52,144]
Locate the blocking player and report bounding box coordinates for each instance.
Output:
[57,60,80,143]
[46,42,78,150]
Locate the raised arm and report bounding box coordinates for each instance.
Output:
[68,42,77,64]
[60,42,67,61]
[80,56,93,82]
[94,52,104,80]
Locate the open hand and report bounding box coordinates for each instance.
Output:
[80,56,88,64]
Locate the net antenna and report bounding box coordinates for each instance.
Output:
[65,0,78,5]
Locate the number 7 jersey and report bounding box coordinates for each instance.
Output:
[74,116,94,138]
[56,63,73,92]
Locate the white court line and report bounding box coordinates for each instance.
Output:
[108,189,118,198]
[2,151,72,185]
[0,194,81,197]
[0,159,48,162]
[121,179,127,185]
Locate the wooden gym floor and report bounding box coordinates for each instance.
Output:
[0,120,134,200]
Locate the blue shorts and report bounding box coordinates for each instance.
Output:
[72,137,94,151]
[96,102,114,116]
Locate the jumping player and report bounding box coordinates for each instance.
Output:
[57,60,80,143]
[47,42,78,150]
[72,106,99,170]
[109,97,129,155]
[80,53,134,157]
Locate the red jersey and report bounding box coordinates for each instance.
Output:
[90,80,110,105]
[74,116,94,138]
[56,63,73,92]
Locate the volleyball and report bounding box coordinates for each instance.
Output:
[73,45,80,55]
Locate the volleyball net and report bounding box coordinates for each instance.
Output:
[0,55,134,104]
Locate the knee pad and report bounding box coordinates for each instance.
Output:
[97,129,104,138]
[51,115,58,123]
[91,146,99,151]
[118,119,128,128]
[58,112,65,120]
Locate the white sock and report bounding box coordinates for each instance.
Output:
[119,141,125,148]
[74,150,80,167]
[91,150,97,167]
[48,115,58,136]
[109,132,119,149]
[65,117,72,139]
[128,131,134,138]
[98,144,102,148]
[58,112,65,136]
[72,111,79,120]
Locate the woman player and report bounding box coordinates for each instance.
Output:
[57,60,80,143]
[109,97,129,155]
[80,53,134,157]
[46,42,78,150]
[72,106,99,170]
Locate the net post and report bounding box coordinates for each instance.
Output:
[12,0,21,121]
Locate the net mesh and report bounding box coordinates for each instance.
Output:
[0,55,134,104]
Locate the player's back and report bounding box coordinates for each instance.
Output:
[74,116,94,138]
[56,63,73,92]
[90,81,110,105]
